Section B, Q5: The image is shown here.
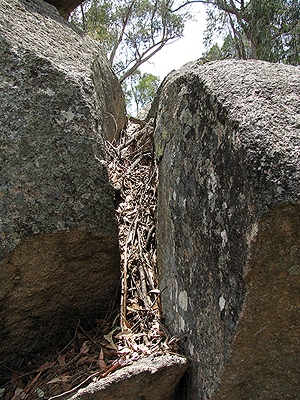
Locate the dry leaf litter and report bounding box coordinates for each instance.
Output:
[1,118,181,400]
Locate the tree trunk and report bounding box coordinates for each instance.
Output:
[250,40,258,59]
[80,3,86,32]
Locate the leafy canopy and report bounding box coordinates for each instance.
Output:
[123,70,161,113]
[71,0,191,82]
[174,0,300,65]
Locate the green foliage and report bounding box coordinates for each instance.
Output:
[202,43,222,61]
[71,0,191,81]
[85,0,116,50]
[71,0,118,50]
[202,0,300,65]
[202,34,248,61]
[123,70,160,114]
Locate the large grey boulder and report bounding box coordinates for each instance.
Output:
[154,60,300,399]
[0,0,125,368]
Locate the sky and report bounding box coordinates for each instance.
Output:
[140,3,207,80]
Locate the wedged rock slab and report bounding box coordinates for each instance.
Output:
[44,0,83,19]
[153,59,300,399]
[0,0,125,368]
[60,354,189,400]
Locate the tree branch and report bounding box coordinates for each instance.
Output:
[119,37,175,83]
[170,0,207,13]
[170,0,237,14]
[228,12,246,58]
[150,0,159,40]
[80,2,87,32]
[109,0,136,65]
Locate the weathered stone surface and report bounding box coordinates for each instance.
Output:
[1,0,126,142]
[213,202,300,400]
[60,354,188,400]
[44,0,83,19]
[0,0,125,368]
[154,60,300,399]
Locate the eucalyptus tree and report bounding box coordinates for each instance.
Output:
[172,0,300,65]
[124,70,161,113]
[71,0,191,82]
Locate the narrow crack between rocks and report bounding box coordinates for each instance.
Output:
[1,117,182,400]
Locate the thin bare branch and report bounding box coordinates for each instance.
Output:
[80,3,87,32]
[228,12,245,58]
[119,39,170,82]
[170,0,240,14]
[109,0,136,65]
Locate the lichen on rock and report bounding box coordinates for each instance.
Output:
[0,0,125,368]
[154,59,300,399]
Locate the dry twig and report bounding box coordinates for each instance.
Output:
[1,118,180,400]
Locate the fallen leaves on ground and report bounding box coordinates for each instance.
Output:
[1,117,180,400]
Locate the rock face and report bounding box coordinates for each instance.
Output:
[0,0,125,368]
[44,0,83,19]
[154,60,300,399]
[63,355,189,400]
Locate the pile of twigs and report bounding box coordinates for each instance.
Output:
[1,117,179,400]
[106,118,172,357]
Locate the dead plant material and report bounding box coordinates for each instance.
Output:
[1,118,180,400]
[106,119,158,334]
